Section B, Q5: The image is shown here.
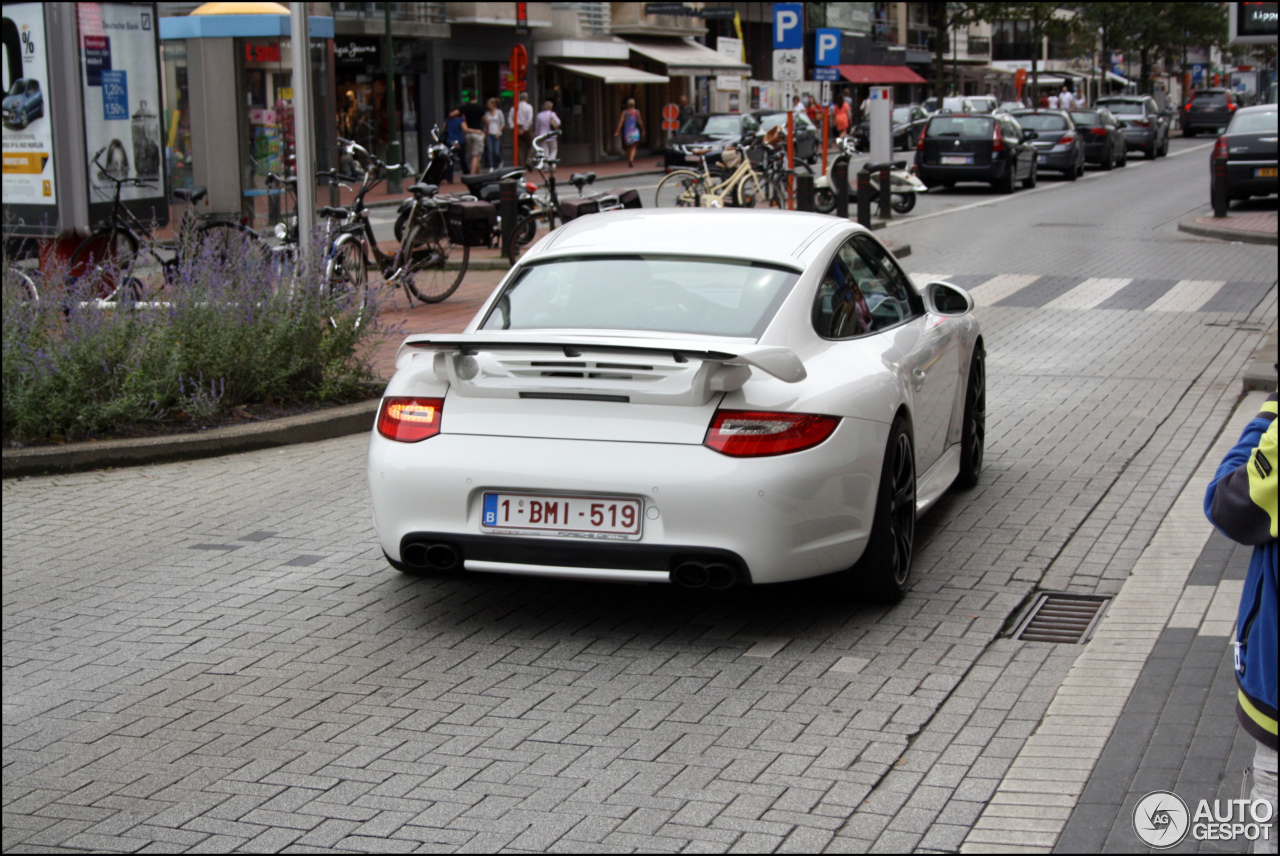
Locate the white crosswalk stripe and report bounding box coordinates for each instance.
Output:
[1145,279,1226,313]
[964,274,1040,307]
[1044,277,1133,311]
[909,273,952,289]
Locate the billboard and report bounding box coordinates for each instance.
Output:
[2,3,59,235]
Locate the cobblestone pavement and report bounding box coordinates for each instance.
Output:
[4,149,1277,853]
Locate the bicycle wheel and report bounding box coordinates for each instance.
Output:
[4,266,39,303]
[508,212,559,266]
[736,171,769,208]
[191,220,272,269]
[69,227,142,298]
[323,234,370,322]
[654,170,703,208]
[404,210,468,304]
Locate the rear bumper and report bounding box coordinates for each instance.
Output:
[1120,128,1157,149]
[1221,163,1279,197]
[1033,147,1076,172]
[1186,113,1232,132]
[1081,140,1111,162]
[915,162,1003,185]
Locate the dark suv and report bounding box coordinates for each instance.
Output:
[1096,95,1172,159]
[915,112,1038,193]
[1183,88,1240,137]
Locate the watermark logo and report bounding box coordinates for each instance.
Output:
[1133,791,1190,848]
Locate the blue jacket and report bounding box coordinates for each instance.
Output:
[1205,392,1277,750]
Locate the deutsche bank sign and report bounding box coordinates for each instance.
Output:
[773,3,803,50]
[815,28,841,66]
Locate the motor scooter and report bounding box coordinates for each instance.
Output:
[813,137,927,215]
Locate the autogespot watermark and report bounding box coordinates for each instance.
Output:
[1133,790,1275,848]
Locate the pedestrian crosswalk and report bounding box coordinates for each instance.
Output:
[909,272,1272,313]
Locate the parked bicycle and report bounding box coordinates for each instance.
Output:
[653,132,783,209]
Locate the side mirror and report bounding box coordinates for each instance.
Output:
[924,281,973,316]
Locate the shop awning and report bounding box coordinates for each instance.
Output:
[836,65,927,85]
[547,62,670,85]
[624,38,750,77]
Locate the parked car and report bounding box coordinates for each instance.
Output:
[1096,95,1171,159]
[967,95,1000,114]
[663,112,748,171]
[1010,110,1086,179]
[1068,108,1128,169]
[851,104,931,152]
[1183,88,1241,137]
[369,209,985,603]
[2,77,43,129]
[751,110,819,164]
[915,111,1038,192]
[923,96,976,114]
[1211,103,1278,204]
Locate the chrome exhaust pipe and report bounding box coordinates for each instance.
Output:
[425,543,460,571]
[705,563,737,590]
[672,562,710,589]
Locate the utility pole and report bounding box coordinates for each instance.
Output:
[289,3,315,249]
[384,2,402,192]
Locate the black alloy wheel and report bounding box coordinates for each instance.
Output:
[957,346,986,488]
[846,416,916,603]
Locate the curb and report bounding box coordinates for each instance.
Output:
[1242,326,1279,394]
[1176,215,1278,245]
[2,399,381,479]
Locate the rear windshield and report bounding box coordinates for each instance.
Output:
[1100,101,1144,115]
[1228,111,1279,134]
[681,115,742,135]
[482,256,799,339]
[926,116,993,137]
[969,97,998,112]
[757,112,815,132]
[1014,114,1070,131]
[1194,93,1228,106]
[892,107,913,123]
[1070,111,1101,126]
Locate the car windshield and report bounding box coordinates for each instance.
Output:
[926,116,993,137]
[1015,114,1070,131]
[892,107,913,123]
[481,256,799,339]
[1194,93,1228,106]
[681,115,741,135]
[941,98,971,112]
[1228,111,1278,133]
[8,79,25,97]
[1100,101,1144,115]
[1070,111,1101,126]
[970,97,997,111]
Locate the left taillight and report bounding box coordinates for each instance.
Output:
[1212,135,1229,160]
[377,396,444,442]
[704,410,839,458]
[1057,132,1077,145]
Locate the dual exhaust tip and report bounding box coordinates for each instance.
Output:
[671,560,739,590]
[401,541,461,572]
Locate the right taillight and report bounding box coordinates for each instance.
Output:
[917,128,926,150]
[704,410,839,457]
[1090,126,1109,137]
[1057,132,1077,145]
[1212,135,1229,160]
[377,397,443,442]
[991,122,1005,152]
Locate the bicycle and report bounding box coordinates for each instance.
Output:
[3,234,39,303]
[653,133,781,209]
[329,137,470,305]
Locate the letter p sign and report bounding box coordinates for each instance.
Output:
[773,3,803,50]
[816,28,841,66]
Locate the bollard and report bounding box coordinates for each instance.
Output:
[856,167,872,229]
[499,177,519,257]
[878,164,892,219]
[1211,160,1228,218]
[833,156,850,220]
[795,172,815,212]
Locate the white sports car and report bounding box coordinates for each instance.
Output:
[368,209,984,601]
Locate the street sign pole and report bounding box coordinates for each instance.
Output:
[290,2,315,249]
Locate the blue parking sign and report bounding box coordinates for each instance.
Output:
[773,3,803,50]
[815,28,841,66]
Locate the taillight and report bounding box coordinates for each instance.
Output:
[525,181,537,192]
[1132,119,1150,128]
[1212,135,1229,160]
[1184,102,1193,111]
[991,122,1004,152]
[1057,132,1076,145]
[1228,102,1237,112]
[704,410,839,457]
[917,128,926,150]
[377,397,443,442]
[1090,126,1108,137]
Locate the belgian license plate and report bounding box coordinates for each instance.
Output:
[482,492,643,540]
[941,155,971,165]
[1256,167,1278,178]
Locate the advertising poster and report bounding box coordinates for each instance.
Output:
[2,3,58,234]
[77,1,166,225]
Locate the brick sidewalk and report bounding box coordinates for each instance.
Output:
[1194,211,1278,235]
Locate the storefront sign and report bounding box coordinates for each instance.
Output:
[334,38,379,70]
[715,75,742,91]
[2,2,59,234]
[244,41,280,64]
[646,3,736,18]
[77,1,166,225]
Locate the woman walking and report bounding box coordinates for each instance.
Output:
[483,97,505,170]
[614,98,644,168]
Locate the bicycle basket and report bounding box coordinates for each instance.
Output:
[721,146,742,169]
[763,126,783,147]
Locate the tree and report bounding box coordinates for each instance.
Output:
[1078,3,1227,96]
[957,3,1086,100]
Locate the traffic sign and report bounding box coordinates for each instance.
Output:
[663,119,680,131]
[772,3,803,50]
[812,67,839,81]
[815,28,840,66]
[773,49,802,81]
[663,103,680,121]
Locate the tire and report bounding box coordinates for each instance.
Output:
[323,234,369,322]
[997,162,1015,194]
[4,266,39,303]
[956,345,985,488]
[1145,143,1157,160]
[736,171,768,208]
[765,177,788,209]
[814,187,836,214]
[891,191,916,214]
[69,227,141,299]
[1076,155,1085,177]
[654,170,702,208]
[846,416,916,603]
[507,213,556,266]
[1158,135,1169,157]
[191,220,271,269]
[404,210,468,304]
[1101,146,1114,171]
[1183,127,1195,138]
[1118,146,1128,167]
[1064,159,1077,181]
[1023,161,1037,189]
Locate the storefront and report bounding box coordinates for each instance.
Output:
[332,35,423,171]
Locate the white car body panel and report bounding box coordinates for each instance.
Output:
[369,209,983,586]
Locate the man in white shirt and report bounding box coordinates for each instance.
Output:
[508,92,534,166]
[1047,91,1060,109]
[1058,86,1074,110]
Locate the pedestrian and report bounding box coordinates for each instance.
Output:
[1205,391,1277,855]
[508,91,534,166]
[677,93,693,129]
[1047,90,1060,109]
[1058,85,1074,110]
[534,99,561,164]
[443,105,470,181]
[833,96,851,140]
[805,94,821,126]
[792,94,805,116]
[483,97,505,170]
[459,94,485,175]
[1038,91,1050,108]
[614,97,644,168]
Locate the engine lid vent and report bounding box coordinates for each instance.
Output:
[1013,592,1110,644]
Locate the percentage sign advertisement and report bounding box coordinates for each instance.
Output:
[2,2,58,228]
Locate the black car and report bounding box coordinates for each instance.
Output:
[1068,109,1128,169]
[915,112,1038,193]
[664,113,749,170]
[1183,88,1241,138]
[852,104,931,152]
[750,110,819,164]
[1211,104,1278,206]
[1095,95,1172,159]
[1010,110,1086,179]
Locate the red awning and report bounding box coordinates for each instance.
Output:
[836,65,927,85]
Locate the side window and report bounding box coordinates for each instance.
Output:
[812,252,873,339]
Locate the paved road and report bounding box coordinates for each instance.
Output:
[4,134,1276,853]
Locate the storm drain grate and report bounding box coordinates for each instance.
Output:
[1013,593,1111,644]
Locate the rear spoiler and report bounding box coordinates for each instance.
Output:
[397,334,807,383]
